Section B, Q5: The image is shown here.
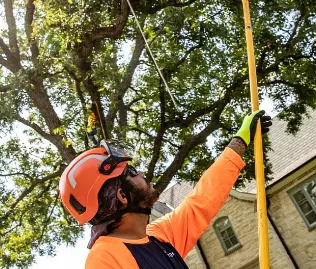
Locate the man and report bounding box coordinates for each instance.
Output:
[59,110,272,269]
[86,104,98,146]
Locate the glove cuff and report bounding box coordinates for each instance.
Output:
[232,136,248,148]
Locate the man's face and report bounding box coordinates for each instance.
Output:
[126,171,160,208]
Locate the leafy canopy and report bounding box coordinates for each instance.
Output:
[1,0,316,268]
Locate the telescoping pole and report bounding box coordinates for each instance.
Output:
[241,0,270,268]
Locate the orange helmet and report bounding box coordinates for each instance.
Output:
[59,140,132,225]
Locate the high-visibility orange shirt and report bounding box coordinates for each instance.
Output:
[85,147,245,269]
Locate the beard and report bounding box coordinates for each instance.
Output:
[130,181,160,208]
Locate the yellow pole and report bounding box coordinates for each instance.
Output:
[241,0,270,268]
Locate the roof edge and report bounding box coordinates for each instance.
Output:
[267,156,316,191]
[229,189,256,201]
[267,157,316,196]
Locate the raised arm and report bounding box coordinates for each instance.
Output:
[146,110,272,257]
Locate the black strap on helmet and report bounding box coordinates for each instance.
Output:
[96,205,152,225]
[120,205,152,215]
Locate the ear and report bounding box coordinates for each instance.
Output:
[117,188,128,205]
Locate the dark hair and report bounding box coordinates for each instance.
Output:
[104,178,138,234]
[89,175,136,235]
[89,170,146,233]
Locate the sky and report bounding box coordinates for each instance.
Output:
[30,229,90,269]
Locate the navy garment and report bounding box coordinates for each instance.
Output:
[88,128,98,145]
[124,236,189,269]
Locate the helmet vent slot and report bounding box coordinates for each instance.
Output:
[70,194,86,215]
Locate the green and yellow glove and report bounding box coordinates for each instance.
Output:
[234,110,272,146]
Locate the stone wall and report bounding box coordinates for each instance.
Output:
[152,168,316,268]
[184,246,207,269]
[269,172,316,269]
[198,196,295,269]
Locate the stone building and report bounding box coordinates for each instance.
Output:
[152,110,316,269]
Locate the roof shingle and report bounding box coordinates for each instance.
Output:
[239,109,316,193]
[157,109,316,200]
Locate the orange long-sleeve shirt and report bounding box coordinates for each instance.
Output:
[85,147,245,269]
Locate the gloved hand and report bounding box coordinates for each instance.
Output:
[234,110,272,146]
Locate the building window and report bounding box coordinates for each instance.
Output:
[213,216,241,254]
[289,176,316,230]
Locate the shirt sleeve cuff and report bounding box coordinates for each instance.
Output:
[222,147,246,170]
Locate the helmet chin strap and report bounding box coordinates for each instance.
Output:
[95,205,151,225]
[119,205,152,216]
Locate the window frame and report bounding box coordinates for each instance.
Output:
[288,176,316,230]
[213,216,242,255]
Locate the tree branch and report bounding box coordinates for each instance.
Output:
[154,115,221,192]
[0,38,20,72]
[261,79,304,88]
[74,0,129,62]
[25,0,39,62]
[128,29,207,179]
[130,127,155,138]
[89,0,129,41]
[126,96,144,108]
[25,78,77,163]
[1,220,22,236]
[39,192,59,244]
[15,115,56,142]
[284,1,308,50]
[65,67,89,149]
[0,37,13,59]
[1,183,54,237]
[1,167,65,222]
[147,85,166,180]
[164,99,223,129]
[153,79,236,191]
[3,0,76,164]
[144,35,242,184]
[15,114,77,163]
[169,43,202,72]
[130,127,180,149]
[0,172,34,181]
[3,0,20,62]
[148,0,198,14]
[0,83,13,93]
[105,32,146,134]
[165,25,205,73]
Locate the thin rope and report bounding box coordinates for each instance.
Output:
[125,0,181,112]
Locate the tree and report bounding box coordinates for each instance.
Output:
[0,0,316,267]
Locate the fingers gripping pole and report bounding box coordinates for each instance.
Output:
[241,1,271,268]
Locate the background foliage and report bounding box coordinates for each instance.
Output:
[0,0,316,267]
